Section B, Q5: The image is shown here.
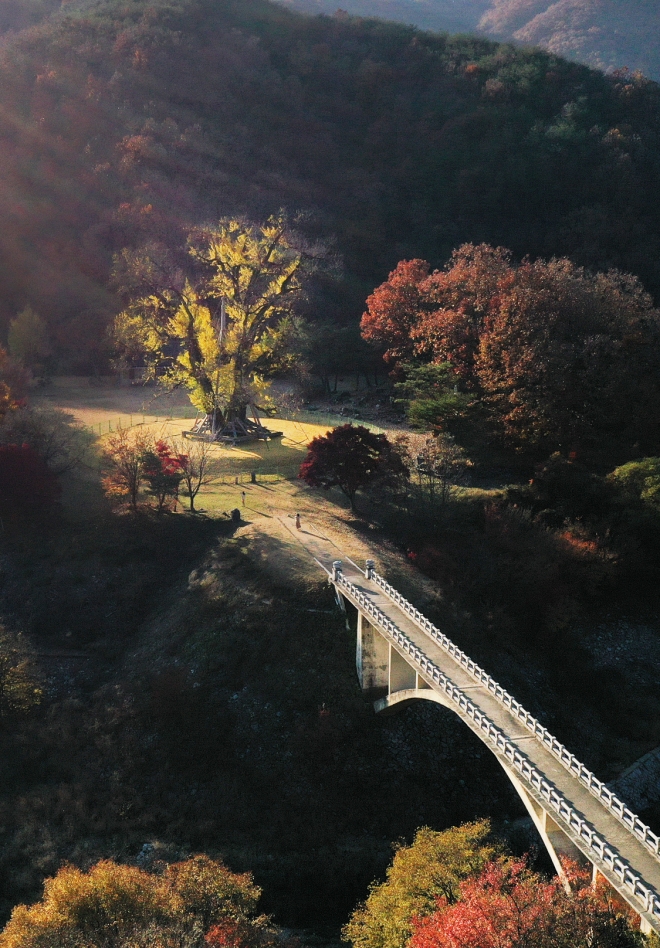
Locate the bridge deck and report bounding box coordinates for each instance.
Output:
[282,517,660,930]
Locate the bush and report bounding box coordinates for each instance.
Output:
[0,443,60,520]
[0,407,94,475]
[608,458,660,507]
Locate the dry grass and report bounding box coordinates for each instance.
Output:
[34,380,442,608]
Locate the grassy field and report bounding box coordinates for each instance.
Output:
[32,380,437,597]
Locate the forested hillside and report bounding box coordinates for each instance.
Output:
[480,0,660,80]
[2,0,660,370]
[0,0,62,34]
[281,0,660,80]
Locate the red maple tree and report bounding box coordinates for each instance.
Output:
[298,424,408,510]
[141,440,186,512]
[410,858,641,948]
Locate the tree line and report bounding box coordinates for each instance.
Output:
[362,244,660,467]
[0,821,651,947]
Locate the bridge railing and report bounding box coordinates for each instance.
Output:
[368,569,660,863]
[335,572,660,925]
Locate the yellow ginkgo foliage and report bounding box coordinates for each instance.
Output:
[113,215,314,426]
[342,821,499,948]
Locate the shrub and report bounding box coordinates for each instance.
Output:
[0,442,60,520]
[608,458,660,507]
[0,407,94,475]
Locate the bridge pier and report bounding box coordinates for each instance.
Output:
[356,613,389,699]
[357,613,431,702]
[505,768,584,887]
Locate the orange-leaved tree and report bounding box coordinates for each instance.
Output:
[101,428,154,511]
[362,245,660,462]
[0,855,269,948]
[361,259,431,367]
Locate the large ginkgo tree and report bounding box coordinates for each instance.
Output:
[113,215,317,426]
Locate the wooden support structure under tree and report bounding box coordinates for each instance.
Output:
[183,405,283,444]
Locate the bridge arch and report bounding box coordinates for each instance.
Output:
[374,686,582,884]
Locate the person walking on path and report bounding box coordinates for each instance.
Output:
[241,491,246,506]
[295,513,301,530]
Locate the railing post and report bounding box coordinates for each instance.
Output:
[365,559,375,580]
[332,560,343,582]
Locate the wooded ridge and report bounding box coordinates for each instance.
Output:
[1,0,660,369]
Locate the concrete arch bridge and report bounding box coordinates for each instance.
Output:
[282,519,660,935]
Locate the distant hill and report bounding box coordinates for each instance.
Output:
[276,0,488,34]
[2,0,660,370]
[280,0,660,80]
[480,0,660,80]
[0,0,61,34]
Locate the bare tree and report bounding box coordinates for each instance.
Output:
[173,438,214,512]
[400,432,472,506]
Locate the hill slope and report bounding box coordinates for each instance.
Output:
[281,0,660,80]
[1,0,660,369]
[480,0,660,80]
[277,0,488,34]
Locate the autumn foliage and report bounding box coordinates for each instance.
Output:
[0,855,268,948]
[410,857,642,948]
[141,440,186,512]
[361,259,432,367]
[298,424,408,509]
[101,430,189,512]
[343,822,499,948]
[363,246,660,462]
[101,428,154,510]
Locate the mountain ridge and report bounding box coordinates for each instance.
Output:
[1,0,660,368]
[279,0,660,80]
